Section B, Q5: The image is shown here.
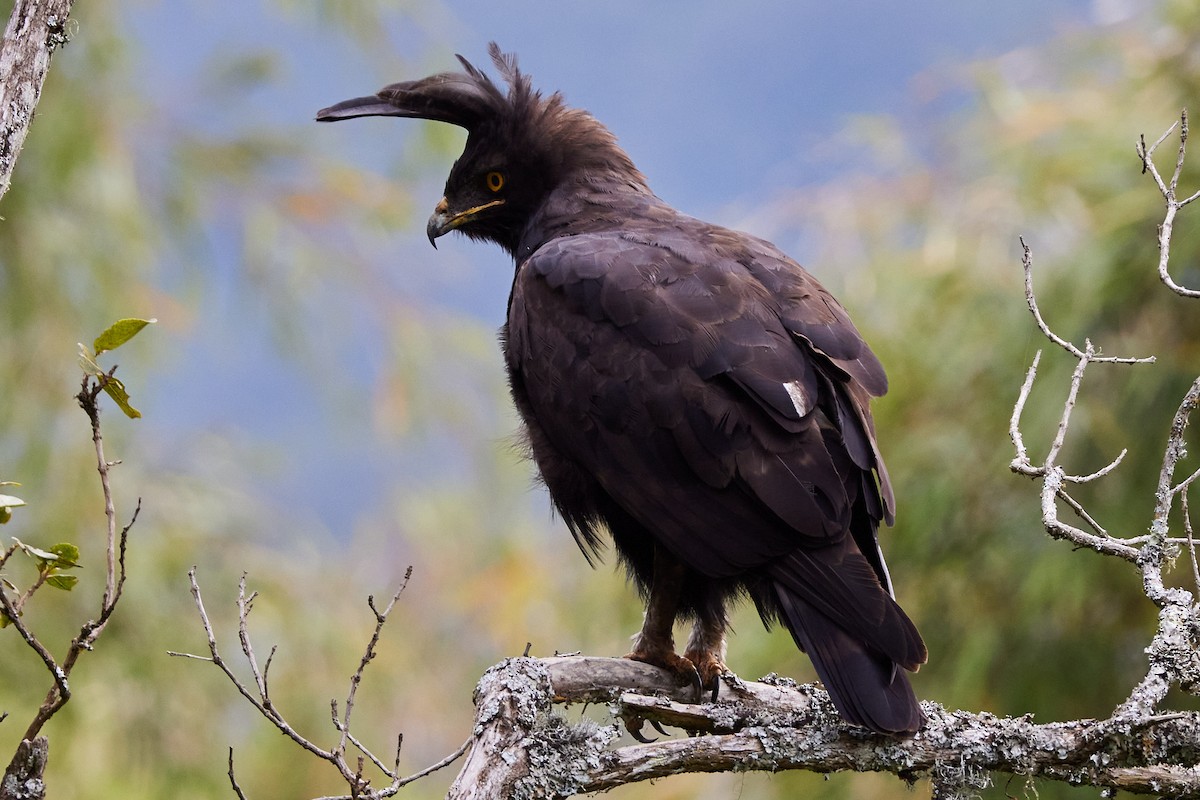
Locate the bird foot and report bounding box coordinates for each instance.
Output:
[623,649,704,701]
[683,648,728,703]
[619,648,705,741]
[619,651,730,740]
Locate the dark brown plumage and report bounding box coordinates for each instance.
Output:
[317,44,927,734]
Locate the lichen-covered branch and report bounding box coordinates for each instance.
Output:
[0,738,48,800]
[448,656,1200,798]
[0,0,75,203]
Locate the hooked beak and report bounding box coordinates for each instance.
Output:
[426,197,505,248]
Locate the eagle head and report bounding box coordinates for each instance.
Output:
[317,43,649,257]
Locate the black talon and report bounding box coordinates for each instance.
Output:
[625,718,657,743]
[687,666,703,703]
[650,720,669,737]
[710,679,720,703]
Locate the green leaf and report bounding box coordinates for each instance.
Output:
[93,318,156,355]
[46,575,79,591]
[101,374,142,419]
[47,543,81,568]
[13,539,80,571]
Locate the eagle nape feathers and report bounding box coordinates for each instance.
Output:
[317,43,927,735]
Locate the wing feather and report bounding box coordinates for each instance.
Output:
[513,219,892,576]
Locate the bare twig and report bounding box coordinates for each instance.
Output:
[82,378,119,610]
[336,567,412,759]
[172,567,461,799]
[1008,349,1041,471]
[1142,376,1200,604]
[0,583,68,708]
[1018,238,1156,364]
[1054,487,1110,537]
[170,568,331,762]
[1010,357,1141,561]
[235,576,269,702]
[1137,110,1200,298]
[227,748,249,800]
[1009,243,1155,564]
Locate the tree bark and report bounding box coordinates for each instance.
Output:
[0,738,47,800]
[0,0,75,203]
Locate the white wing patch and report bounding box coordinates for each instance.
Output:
[783,380,810,417]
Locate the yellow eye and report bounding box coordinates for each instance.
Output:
[485,171,505,192]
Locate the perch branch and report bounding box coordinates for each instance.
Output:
[447,656,1200,798]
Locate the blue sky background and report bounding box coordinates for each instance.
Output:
[122,0,1107,538]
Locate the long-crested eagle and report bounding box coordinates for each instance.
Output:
[317,44,926,735]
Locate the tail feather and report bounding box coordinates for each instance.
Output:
[770,547,926,671]
[775,585,923,735]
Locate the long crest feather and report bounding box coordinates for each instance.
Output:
[487,42,522,87]
[317,44,647,191]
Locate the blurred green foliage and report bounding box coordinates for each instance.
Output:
[1,1,1199,799]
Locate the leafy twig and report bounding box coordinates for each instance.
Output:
[18,380,138,741]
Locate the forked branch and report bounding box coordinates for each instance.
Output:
[169,567,468,800]
[1009,240,1152,562]
[1137,109,1200,298]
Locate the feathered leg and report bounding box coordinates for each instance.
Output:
[625,543,702,696]
[684,609,728,701]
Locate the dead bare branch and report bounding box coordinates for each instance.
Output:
[1018,238,1156,364]
[1009,243,1155,563]
[1138,110,1200,298]
[171,568,462,799]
